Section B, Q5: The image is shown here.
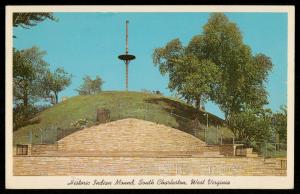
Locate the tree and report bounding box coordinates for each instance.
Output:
[154,13,273,119]
[272,105,287,143]
[13,46,50,129]
[13,46,49,110]
[153,90,163,95]
[153,38,221,109]
[43,68,72,104]
[13,13,56,29]
[170,55,220,109]
[228,108,273,145]
[13,48,34,108]
[199,13,273,120]
[152,13,275,146]
[76,75,104,95]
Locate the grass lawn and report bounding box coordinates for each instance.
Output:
[13,91,234,145]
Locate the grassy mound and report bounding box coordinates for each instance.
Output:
[13,91,234,145]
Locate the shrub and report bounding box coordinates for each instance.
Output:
[70,118,89,129]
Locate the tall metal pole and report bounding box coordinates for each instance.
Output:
[125,20,129,91]
[126,20,128,54]
[126,61,128,91]
[118,20,135,91]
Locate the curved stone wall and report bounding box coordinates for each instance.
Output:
[57,118,206,153]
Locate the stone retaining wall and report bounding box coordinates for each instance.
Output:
[219,144,235,157]
[31,144,58,155]
[13,156,286,176]
[57,119,207,152]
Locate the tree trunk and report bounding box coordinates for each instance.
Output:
[23,81,29,108]
[186,98,190,105]
[195,97,201,110]
[54,92,58,104]
[22,92,29,119]
[225,111,229,122]
[23,95,28,108]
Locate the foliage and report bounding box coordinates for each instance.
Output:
[199,13,273,119]
[153,90,163,95]
[13,104,39,130]
[228,108,273,145]
[13,46,49,110]
[70,118,90,129]
[152,13,275,146]
[153,13,273,120]
[76,75,104,95]
[153,38,185,76]
[13,47,71,130]
[226,105,287,146]
[153,38,220,109]
[272,105,287,143]
[13,104,50,131]
[13,13,56,29]
[42,68,72,104]
[170,55,221,108]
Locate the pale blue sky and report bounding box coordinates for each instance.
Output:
[13,12,288,119]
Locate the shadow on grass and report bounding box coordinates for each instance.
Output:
[56,121,108,141]
[13,117,41,132]
[56,127,84,141]
[144,97,208,135]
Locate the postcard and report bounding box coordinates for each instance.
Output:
[5,5,294,189]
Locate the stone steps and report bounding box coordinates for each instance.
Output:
[29,150,226,158]
[246,153,259,158]
[13,156,287,176]
[201,152,224,158]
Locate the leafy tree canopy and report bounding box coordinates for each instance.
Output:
[13,46,49,108]
[43,68,72,104]
[76,75,104,95]
[13,46,72,130]
[272,105,287,143]
[153,38,221,109]
[228,108,273,144]
[153,13,273,119]
[13,12,56,29]
[200,13,273,119]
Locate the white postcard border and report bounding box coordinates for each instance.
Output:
[5,5,295,189]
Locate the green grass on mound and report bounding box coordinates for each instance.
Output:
[13,91,234,145]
